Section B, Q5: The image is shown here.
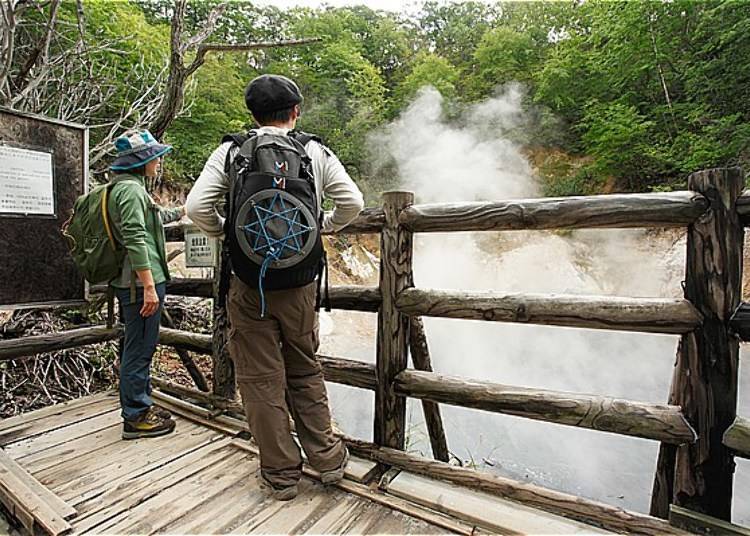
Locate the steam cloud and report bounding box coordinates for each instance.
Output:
[324,85,749,521]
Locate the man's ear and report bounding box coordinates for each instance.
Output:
[294,104,302,119]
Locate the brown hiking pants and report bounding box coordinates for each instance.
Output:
[227,276,345,487]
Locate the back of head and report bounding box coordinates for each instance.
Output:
[244,74,303,126]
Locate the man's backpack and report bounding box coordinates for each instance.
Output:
[62,178,131,284]
[222,130,325,315]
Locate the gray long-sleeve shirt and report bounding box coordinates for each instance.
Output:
[186,126,364,237]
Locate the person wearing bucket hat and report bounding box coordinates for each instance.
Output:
[110,130,173,171]
[107,129,184,440]
[187,74,363,500]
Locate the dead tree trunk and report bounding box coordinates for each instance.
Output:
[651,167,744,520]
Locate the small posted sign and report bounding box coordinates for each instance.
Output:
[0,143,55,217]
[185,227,217,268]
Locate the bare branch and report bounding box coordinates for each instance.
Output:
[89,63,168,169]
[181,1,228,53]
[0,0,18,103]
[12,0,60,90]
[74,0,85,50]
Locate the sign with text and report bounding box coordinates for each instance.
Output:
[185,227,217,268]
[0,108,87,309]
[0,144,55,216]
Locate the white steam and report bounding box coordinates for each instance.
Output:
[378,85,537,203]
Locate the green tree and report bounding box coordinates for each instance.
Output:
[393,52,459,108]
[469,27,536,98]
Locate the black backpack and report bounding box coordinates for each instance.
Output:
[221,129,326,315]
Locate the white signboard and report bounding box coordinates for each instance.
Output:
[185,227,217,268]
[0,144,55,216]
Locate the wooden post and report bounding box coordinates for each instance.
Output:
[409,317,450,462]
[651,167,744,520]
[375,191,414,449]
[212,241,235,399]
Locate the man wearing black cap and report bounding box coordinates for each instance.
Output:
[186,74,364,501]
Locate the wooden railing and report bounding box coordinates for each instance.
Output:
[2,166,748,531]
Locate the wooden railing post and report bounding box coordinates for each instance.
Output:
[409,317,450,462]
[375,191,414,449]
[212,241,235,399]
[651,167,744,520]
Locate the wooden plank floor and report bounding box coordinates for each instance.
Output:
[0,393,455,535]
[0,392,616,535]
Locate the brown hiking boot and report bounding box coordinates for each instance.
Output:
[257,470,299,501]
[320,447,349,485]
[122,407,176,440]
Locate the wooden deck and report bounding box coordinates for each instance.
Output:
[0,391,615,535]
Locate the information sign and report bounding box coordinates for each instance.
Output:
[0,144,55,216]
[185,227,217,268]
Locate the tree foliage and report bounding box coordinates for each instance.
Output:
[3,0,749,198]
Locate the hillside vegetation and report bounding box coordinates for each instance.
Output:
[5,1,750,200]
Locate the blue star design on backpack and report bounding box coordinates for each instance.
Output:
[241,192,313,258]
[240,191,314,316]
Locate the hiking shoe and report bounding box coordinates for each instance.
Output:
[122,407,176,440]
[320,447,349,485]
[257,471,298,501]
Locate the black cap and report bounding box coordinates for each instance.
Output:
[244,74,303,115]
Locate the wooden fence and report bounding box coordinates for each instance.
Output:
[2,167,750,530]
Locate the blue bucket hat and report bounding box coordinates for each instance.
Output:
[110,130,172,171]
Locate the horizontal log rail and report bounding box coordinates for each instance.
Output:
[89,279,212,298]
[399,191,708,233]
[0,326,121,361]
[325,285,382,312]
[396,288,702,334]
[163,207,385,242]
[152,376,244,414]
[158,327,212,354]
[89,282,381,311]
[723,416,750,459]
[318,355,377,390]
[394,370,697,445]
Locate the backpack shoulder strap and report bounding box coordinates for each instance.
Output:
[221,131,252,147]
[221,131,257,174]
[288,130,323,147]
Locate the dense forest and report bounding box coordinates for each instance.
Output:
[2,0,749,202]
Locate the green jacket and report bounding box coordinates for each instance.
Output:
[106,174,182,289]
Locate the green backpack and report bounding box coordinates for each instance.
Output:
[62,179,128,284]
